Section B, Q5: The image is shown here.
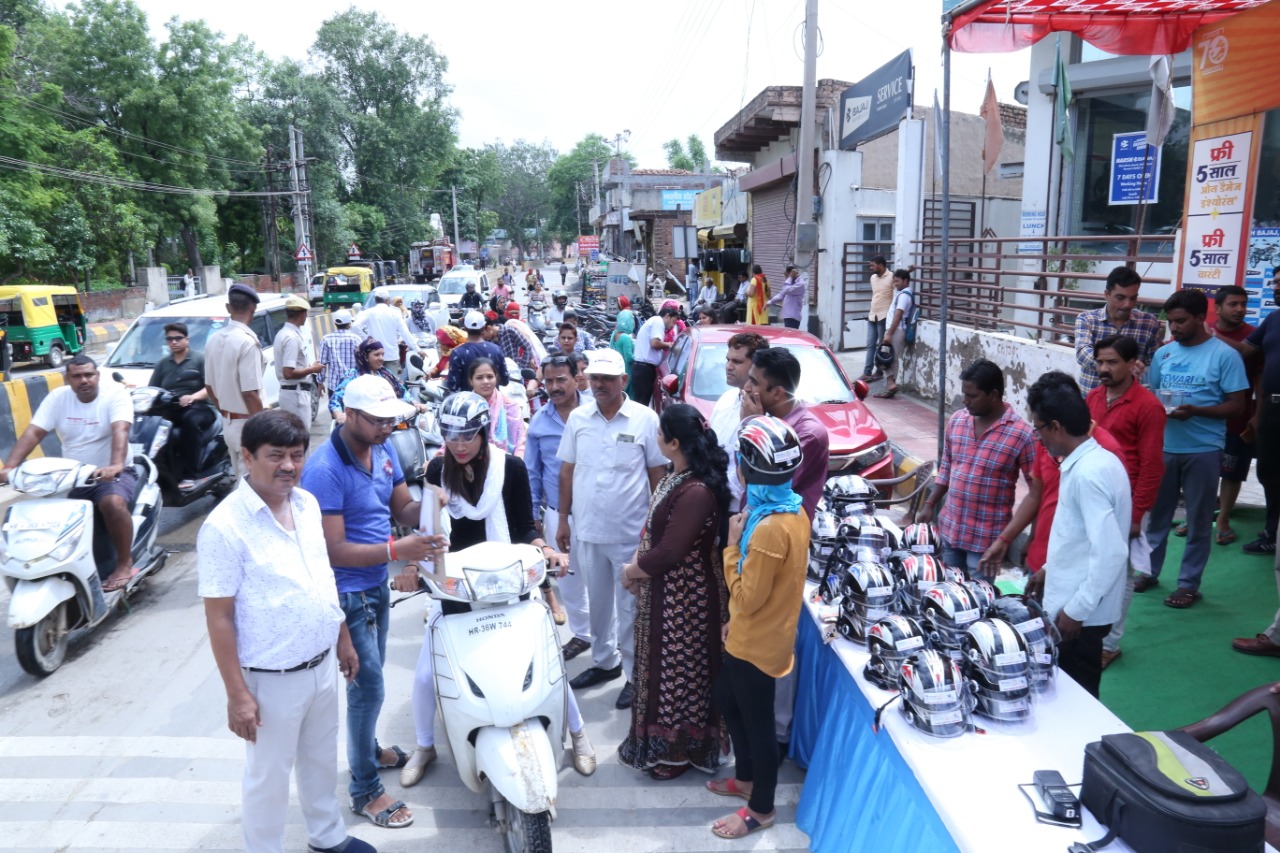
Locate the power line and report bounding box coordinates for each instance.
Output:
[0,154,290,197]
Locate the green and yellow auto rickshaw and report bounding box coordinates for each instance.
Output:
[322,266,374,309]
[0,285,86,369]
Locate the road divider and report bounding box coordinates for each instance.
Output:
[0,371,64,464]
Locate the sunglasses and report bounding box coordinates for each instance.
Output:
[165,335,186,342]
[541,354,572,367]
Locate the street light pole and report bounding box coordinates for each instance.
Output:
[451,185,462,257]
[794,0,819,269]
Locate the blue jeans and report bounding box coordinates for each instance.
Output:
[1147,449,1222,592]
[941,544,984,578]
[863,318,886,375]
[340,581,390,803]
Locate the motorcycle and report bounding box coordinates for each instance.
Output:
[125,385,234,507]
[1,455,166,675]
[527,300,548,336]
[422,542,565,853]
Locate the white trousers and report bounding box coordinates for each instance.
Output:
[222,416,246,485]
[544,508,590,643]
[575,539,637,681]
[242,658,346,853]
[278,388,312,426]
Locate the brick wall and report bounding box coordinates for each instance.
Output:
[82,287,148,322]
[237,273,302,293]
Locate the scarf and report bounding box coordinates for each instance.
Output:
[612,309,636,343]
[444,446,510,544]
[355,337,407,398]
[737,479,803,574]
[484,388,511,451]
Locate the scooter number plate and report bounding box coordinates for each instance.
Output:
[466,612,514,637]
[3,521,62,531]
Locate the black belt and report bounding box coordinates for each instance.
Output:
[1267,394,1280,404]
[279,383,313,392]
[247,648,328,673]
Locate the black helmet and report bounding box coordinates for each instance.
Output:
[827,474,879,513]
[835,561,897,643]
[874,343,895,369]
[438,391,490,441]
[898,650,976,738]
[987,594,1060,694]
[864,614,929,690]
[737,416,802,486]
[962,618,1034,722]
[921,581,983,651]
[895,553,946,615]
[809,506,841,581]
[901,522,940,556]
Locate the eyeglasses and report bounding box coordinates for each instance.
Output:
[1031,421,1051,437]
[354,410,400,430]
[165,335,186,342]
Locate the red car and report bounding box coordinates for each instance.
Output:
[654,325,894,479]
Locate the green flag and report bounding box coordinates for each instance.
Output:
[1054,38,1074,164]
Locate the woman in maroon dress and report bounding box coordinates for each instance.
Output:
[619,403,732,780]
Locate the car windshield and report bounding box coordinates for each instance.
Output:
[105,316,230,368]
[437,277,471,295]
[689,342,855,405]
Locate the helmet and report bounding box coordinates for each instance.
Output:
[901,523,940,556]
[737,416,802,486]
[552,288,567,305]
[437,391,490,441]
[898,650,975,738]
[942,563,969,585]
[963,578,998,613]
[895,554,946,615]
[921,581,983,651]
[826,475,879,514]
[809,509,841,581]
[835,562,897,643]
[987,595,1060,694]
[863,614,929,689]
[874,344,895,369]
[962,618,1033,722]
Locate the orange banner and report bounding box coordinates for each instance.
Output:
[1192,1,1280,127]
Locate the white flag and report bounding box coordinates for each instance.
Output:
[1145,55,1174,148]
[932,89,944,180]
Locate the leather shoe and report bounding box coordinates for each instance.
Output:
[1133,574,1159,593]
[569,665,622,690]
[1231,634,1280,657]
[615,680,633,710]
[561,637,591,661]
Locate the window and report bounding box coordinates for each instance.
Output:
[1068,86,1191,253]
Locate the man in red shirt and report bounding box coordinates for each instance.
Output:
[1086,335,1166,667]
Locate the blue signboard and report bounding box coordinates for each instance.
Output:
[661,189,699,211]
[839,50,913,151]
[1109,132,1161,205]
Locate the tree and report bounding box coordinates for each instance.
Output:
[546,134,612,246]
[488,140,555,261]
[663,135,716,173]
[440,146,503,252]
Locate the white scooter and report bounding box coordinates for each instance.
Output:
[1,456,166,675]
[423,542,566,853]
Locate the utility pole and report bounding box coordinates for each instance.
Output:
[592,160,603,236]
[574,180,583,238]
[793,0,819,269]
[288,125,311,285]
[264,145,279,283]
[297,129,316,271]
[451,185,462,255]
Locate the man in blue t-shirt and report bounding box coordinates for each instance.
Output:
[445,309,510,392]
[1139,289,1248,609]
[300,374,443,829]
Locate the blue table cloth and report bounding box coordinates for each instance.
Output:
[792,612,960,853]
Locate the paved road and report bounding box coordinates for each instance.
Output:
[0,403,812,852]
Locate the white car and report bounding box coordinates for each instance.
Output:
[308,274,327,305]
[437,268,491,321]
[104,294,304,411]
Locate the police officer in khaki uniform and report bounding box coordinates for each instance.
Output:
[274,294,322,426]
[204,282,265,481]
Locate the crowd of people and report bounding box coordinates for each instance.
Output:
[54,257,1268,853]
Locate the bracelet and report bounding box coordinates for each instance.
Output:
[387,536,397,562]
[997,534,1011,545]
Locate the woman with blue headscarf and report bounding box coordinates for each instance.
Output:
[706,415,810,840]
[328,336,423,424]
[610,305,636,396]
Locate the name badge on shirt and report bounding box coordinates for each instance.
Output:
[618,434,637,444]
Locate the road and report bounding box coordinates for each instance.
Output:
[0,373,811,852]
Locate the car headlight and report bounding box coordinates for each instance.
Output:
[849,440,891,472]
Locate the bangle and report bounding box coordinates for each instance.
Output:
[387,536,397,562]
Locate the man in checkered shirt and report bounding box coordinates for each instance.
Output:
[917,359,1038,578]
[1074,267,1163,393]
[318,309,363,397]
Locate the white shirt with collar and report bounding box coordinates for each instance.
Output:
[633,315,667,366]
[197,484,344,670]
[356,303,418,354]
[1043,437,1132,627]
[557,396,665,544]
[710,386,746,510]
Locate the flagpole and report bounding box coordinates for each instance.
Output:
[937,22,952,462]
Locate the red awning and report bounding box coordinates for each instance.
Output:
[947,0,1269,55]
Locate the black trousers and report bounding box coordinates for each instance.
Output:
[631,361,658,407]
[176,403,217,480]
[783,317,800,329]
[716,652,779,815]
[1058,623,1111,699]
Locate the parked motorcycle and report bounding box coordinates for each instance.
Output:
[1,455,166,675]
[125,385,234,507]
[422,541,565,853]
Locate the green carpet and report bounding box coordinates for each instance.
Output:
[1100,505,1279,791]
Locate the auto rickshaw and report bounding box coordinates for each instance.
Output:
[0,285,87,369]
[322,266,374,309]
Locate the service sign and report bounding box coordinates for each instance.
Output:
[1108,132,1161,205]
[1245,227,1280,321]
[1179,131,1252,292]
[839,50,913,151]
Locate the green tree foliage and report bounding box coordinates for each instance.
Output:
[489,141,556,261]
[663,135,715,173]
[546,134,611,246]
[440,147,503,252]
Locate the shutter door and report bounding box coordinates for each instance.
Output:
[750,184,818,306]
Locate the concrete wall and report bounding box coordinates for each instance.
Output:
[897,319,1077,416]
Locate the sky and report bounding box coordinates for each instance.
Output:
[123,0,1032,169]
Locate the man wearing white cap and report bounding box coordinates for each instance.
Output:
[300,374,443,831]
[356,288,422,376]
[319,309,362,398]
[446,309,510,393]
[555,348,666,710]
[274,294,323,425]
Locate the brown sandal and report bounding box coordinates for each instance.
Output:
[1164,588,1202,609]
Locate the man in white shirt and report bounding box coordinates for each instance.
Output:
[556,349,666,711]
[710,331,770,512]
[198,410,369,853]
[356,289,422,375]
[273,295,323,425]
[1025,374,1131,698]
[1,354,137,591]
[630,305,679,407]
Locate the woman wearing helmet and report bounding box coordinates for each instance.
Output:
[708,415,810,839]
[398,391,596,783]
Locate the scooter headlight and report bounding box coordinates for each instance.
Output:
[10,464,77,497]
[463,560,540,602]
[148,420,172,457]
[131,387,163,414]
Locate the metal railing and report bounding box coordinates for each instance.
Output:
[906,235,1174,346]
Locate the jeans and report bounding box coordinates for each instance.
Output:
[863,317,886,375]
[1147,450,1222,591]
[941,543,984,578]
[717,652,780,815]
[339,581,390,803]
[782,317,801,329]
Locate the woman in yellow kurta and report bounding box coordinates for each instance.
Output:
[746,264,770,325]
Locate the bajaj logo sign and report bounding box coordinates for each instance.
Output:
[840,49,914,151]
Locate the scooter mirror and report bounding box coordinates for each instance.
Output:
[520,367,536,382]
[410,354,425,370]
[112,372,125,383]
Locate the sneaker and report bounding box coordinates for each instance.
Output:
[1243,534,1276,555]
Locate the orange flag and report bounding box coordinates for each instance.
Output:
[980,78,1003,175]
